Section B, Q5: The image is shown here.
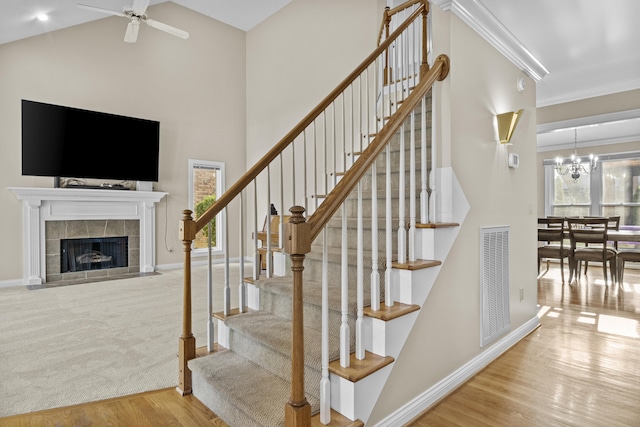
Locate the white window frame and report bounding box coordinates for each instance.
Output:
[188,159,225,256]
[544,150,640,224]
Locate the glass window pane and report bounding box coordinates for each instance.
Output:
[553,170,591,205]
[192,166,218,249]
[602,206,640,227]
[552,206,590,218]
[602,159,640,204]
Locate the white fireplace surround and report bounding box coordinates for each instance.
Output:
[9,187,167,286]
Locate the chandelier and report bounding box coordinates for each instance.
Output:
[554,129,598,181]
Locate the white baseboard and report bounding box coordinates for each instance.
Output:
[0,279,24,289]
[372,315,540,427]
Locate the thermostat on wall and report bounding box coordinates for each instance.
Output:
[508,153,520,168]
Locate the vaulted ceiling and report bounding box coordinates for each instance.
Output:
[2,0,639,149]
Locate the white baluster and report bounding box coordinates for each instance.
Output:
[409,110,417,262]
[370,66,380,312]
[303,130,308,214]
[340,205,350,368]
[253,180,259,280]
[356,183,364,360]
[397,123,407,264]
[313,121,318,211]
[320,229,331,423]
[279,153,284,249]
[223,207,230,316]
[420,96,429,224]
[385,145,394,307]
[207,220,214,351]
[266,165,272,278]
[239,195,246,313]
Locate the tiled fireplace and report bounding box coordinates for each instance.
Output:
[46,220,138,283]
[9,187,167,286]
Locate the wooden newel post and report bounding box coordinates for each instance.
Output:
[421,0,430,78]
[383,6,391,85]
[284,206,312,426]
[177,209,197,396]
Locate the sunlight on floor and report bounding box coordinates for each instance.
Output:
[538,305,639,338]
[577,311,597,325]
[598,315,640,338]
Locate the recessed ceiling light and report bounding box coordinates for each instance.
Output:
[37,13,49,22]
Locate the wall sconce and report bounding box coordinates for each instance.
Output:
[496,109,523,144]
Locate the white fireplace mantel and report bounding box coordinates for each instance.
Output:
[8,187,167,285]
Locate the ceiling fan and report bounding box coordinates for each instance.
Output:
[77,0,189,43]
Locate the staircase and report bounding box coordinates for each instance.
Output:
[178,2,456,425]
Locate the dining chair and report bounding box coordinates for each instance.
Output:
[567,217,617,286]
[583,216,620,274]
[617,245,640,285]
[538,217,569,283]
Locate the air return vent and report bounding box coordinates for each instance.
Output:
[479,226,510,347]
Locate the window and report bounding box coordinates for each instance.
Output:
[188,159,225,254]
[544,152,640,226]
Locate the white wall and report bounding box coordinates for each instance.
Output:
[0,3,247,282]
[245,0,382,220]
[368,7,539,423]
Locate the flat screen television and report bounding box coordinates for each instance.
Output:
[22,100,160,184]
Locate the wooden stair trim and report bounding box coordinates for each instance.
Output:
[257,246,284,253]
[416,222,460,229]
[392,259,441,270]
[195,343,227,358]
[311,410,364,427]
[212,307,256,321]
[364,302,419,321]
[329,351,394,382]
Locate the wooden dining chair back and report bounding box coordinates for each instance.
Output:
[583,216,620,273]
[538,217,569,283]
[567,217,617,286]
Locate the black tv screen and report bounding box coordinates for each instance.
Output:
[22,100,160,183]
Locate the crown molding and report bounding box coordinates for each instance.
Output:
[430,0,548,81]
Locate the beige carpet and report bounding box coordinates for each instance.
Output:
[0,263,249,418]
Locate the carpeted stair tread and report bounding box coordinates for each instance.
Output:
[225,310,342,370]
[189,350,319,426]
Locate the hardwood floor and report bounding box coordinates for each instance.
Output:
[2,265,639,426]
[410,265,640,426]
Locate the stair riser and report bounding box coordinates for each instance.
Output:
[259,289,356,334]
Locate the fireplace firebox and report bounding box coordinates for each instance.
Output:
[61,236,129,273]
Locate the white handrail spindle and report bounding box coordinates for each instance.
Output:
[397,122,407,264]
[223,207,230,316]
[320,230,330,423]
[356,183,364,360]
[409,109,417,262]
[253,180,259,280]
[266,165,273,278]
[239,195,246,313]
[385,145,394,307]
[279,153,284,249]
[207,220,214,351]
[340,204,350,367]
[420,96,428,224]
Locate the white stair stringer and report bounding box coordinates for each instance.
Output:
[329,168,469,424]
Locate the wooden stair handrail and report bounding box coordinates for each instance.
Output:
[193,2,427,234]
[307,54,450,242]
[377,0,425,45]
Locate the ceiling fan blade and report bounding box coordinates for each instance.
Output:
[77,3,126,18]
[124,21,140,43]
[131,0,150,15]
[145,19,189,39]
